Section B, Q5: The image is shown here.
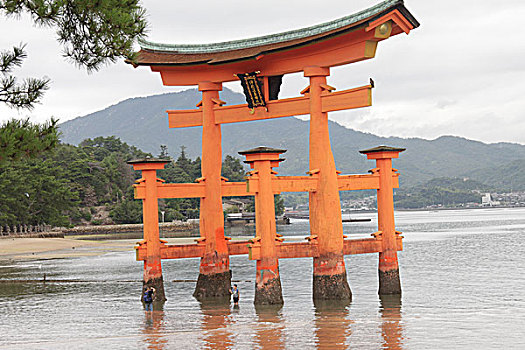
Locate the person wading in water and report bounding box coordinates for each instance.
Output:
[230,284,239,305]
[143,286,155,311]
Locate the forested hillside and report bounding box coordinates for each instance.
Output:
[59,88,525,188]
[0,137,246,228]
[394,177,493,209]
[467,159,525,191]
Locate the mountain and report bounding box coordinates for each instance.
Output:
[467,159,525,191]
[59,88,525,187]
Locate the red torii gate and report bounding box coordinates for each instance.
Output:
[127,0,419,304]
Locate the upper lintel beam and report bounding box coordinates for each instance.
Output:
[167,84,372,128]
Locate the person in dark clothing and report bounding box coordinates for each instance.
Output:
[143,286,155,311]
[230,284,239,305]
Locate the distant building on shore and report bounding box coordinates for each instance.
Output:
[482,193,500,207]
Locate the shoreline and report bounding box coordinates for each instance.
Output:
[0,236,205,262]
[345,205,525,214]
[0,238,130,261]
[3,207,523,262]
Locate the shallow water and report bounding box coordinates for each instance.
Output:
[1,208,524,349]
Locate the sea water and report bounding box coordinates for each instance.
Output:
[1,208,524,349]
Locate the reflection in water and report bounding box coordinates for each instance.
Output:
[255,305,285,350]
[314,301,352,349]
[379,295,404,349]
[142,304,167,350]
[200,300,234,350]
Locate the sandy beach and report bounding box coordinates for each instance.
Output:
[0,237,135,261]
[0,236,206,261]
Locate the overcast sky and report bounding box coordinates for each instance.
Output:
[1,0,524,145]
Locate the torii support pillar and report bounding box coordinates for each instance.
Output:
[305,67,351,302]
[360,146,405,295]
[128,158,170,302]
[193,81,231,300]
[240,147,285,305]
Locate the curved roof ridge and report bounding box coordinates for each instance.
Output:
[139,0,404,54]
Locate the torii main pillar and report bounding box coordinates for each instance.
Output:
[305,67,351,302]
[193,82,231,300]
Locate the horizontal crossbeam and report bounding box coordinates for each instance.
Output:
[167,85,371,128]
[135,236,403,261]
[136,240,251,261]
[337,173,399,191]
[133,173,399,199]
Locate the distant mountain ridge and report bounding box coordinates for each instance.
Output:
[59,88,525,188]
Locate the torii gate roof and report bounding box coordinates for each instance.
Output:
[129,0,419,85]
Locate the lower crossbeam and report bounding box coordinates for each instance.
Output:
[135,237,403,261]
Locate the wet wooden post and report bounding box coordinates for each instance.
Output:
[128,158,170,301]
[360,146,405,295]
[241,147,285,305]
[304,66,351,302]
[193,81,232,300]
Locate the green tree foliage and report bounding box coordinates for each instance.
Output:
[1,0,146,72]
[156,146,201,221]
[80,136,149,161]
[0,44,49,109]
[222,155,245,181]
[0,1,147,162]
[0,136,151,226]
[0,138,286,227]
[114,145,249,223]
[109,188,142,224]
[0,118,58,163]
[158,145,169,159]
[0,158,79,226]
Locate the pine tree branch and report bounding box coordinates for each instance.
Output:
[0,118,59,163]
[0,43,27,73]
[0,74,50,109]
[2,1,147,71]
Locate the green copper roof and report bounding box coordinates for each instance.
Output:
[139,0,414,54]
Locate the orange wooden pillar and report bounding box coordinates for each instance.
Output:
[193,81,231,300]
[241,147,285,305]
[360,146,405,294]
[304,66,351,302]
[129,158,170,302]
